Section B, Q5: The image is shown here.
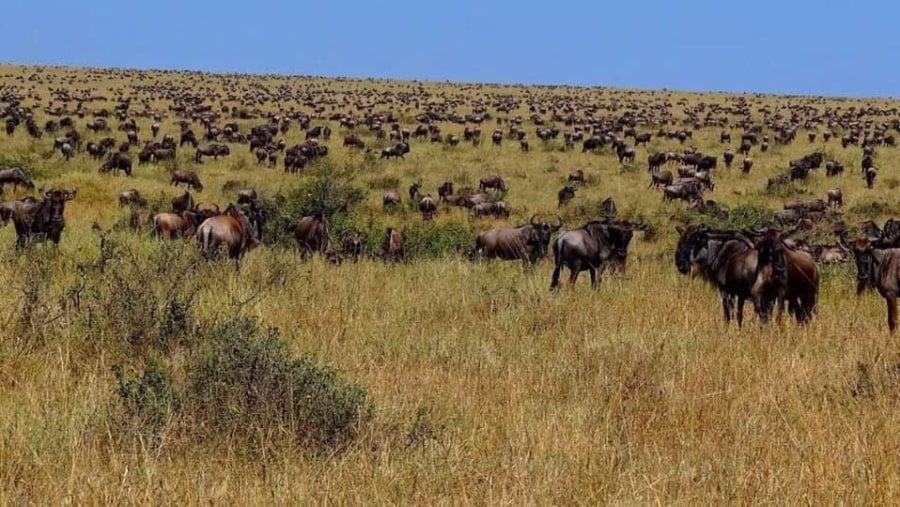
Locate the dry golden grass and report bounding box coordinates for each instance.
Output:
[1,64,900,504]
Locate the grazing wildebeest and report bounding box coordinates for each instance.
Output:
[438,181,454,202]
[750,228,819,324]
[195,144,230,163]
[648,152,667,172]
[478,174,507,193]
[172,191,195,214]
[196,204,259,261]
[381,142,410,160]
[99,152,132,176]
[826,160,844,177]
[152,211,202,239]
[151,148,176,163]
[383,190,402,209]
[237,188,258,205]
[474,216,562,266]
[615,143,635,164]
[419,195,437,220]
[118,189,146,208]
[0,167,35,191]
[557,185,576,207]
[292,215,331,258]
[180,130,198,147]
[472,201,509,219]
[383,227,405,263]
[827,188,843,207]
[851,238,900,333]
[633,133,651,146]
[343,134,365,149]
[171,170,203,191]
[649,170,673,189]
[550,220,636,289]
[568,169,585,184]
[408,183,421,203]
[10,188,76,248]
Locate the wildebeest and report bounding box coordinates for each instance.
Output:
[196,204,258,261]
[750,228,819,324]
[0,167,35,191]
[237,188,258,205]
[152,211,202,239]
[99,152,132,176]
[648,152,667,172]
[381,142,410,160]
[292,214,331,258]
[851,238,900,333]
[171,170,203,191]
[9,188,76,248]
[118,189,146,208]
[826,160,844,177]
[568,169,585,184]
[438,181,454,202]
[419,195,437,220]
[472,200,509,219]
[827,188,843,207]
[172,191,195,214]
[723,150,735,168]
[478,174,507,193]
[550,220,636,289]
[649,170,673,189]
[383,189,401,209]
[383,227,405,263]
[557,185,576,207]
[194,144,230,163]
[341,230,364,262]
[742,157,753,174]
[473,216,562,266]
[866,167,878,188]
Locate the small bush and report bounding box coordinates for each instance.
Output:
[402,221,476,258]
[850,200,894,219]
[113,356,181,443]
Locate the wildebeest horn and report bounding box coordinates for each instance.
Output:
[212,204,220,213]
[530,214,539,226]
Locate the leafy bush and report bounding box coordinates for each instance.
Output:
[113,356,181,442]
[402,221,476,258]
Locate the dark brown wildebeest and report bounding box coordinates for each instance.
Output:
[739,139,752,155]
[633,133,651,146]
[649,170,673,189]
[472,201,509,219]
[10,188,76,248]
[341,230,363,262]
[383,190,401,209]
[99,152,132,176]
[808,132,816,143]
[615,143,635,164]
[381,142,410,160]
[557,185,576,207]
[438,181,454,202]
[408,183,421,203]
[723,149,735,168]
[0,167,35,191]
[601,197,617,219]
[118,189,146,208]
[742,157,753,174]
[568,169,585,184]
[237,188,258,205]
[648,152,667,172]
[750,228,819,324]
[866,167,878,188]
[0,196,39,227]
[293,215,331,258]
[195,143,230,163]
[383,227,405,263]
[180,130,198,148]
[152,211,202,239]
[151,123,160,138]
[473,216,562,266]
[663,182,701,203]
[550,220,641,289]
[171,170,203,192]
[827,188,843,207]
[478,174,507,193]
[720,131,731,144]
[86,142,107,160]
[343,134,365,149]
[760,141,769,152]
[784,199,826,213]
[826,160,844,176]
[197,204,259,261]
[152,148,176,163]
[419,195,437,220]
[491,130,502,146]
[172,191,195,214]
[520,139,529,152]
[851,238,900,333]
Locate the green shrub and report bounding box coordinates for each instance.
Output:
[113,356,181,443]
[850,200,894,219]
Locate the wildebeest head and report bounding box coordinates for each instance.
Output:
[42,188,76,222]
[851,238,879,295]
[674,225,713,275]
[530,215,563,254]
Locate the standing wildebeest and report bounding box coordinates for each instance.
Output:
[172,191,195,214]
[723,150,735,168]
[237,188,258,205]
[634,133,651,146]
[293,215,331,258]
[557,185,576,207]
[343,134,365,149]
[195,144,230,163]
[10,188,76,248]
[742,157,753,174]
[381,142,410,160]
[383,228,405,263]
[648,152,667,172]
[408,183,421,203]
[99,152,132,176]
[474,216,561,266]
[649,170,673,189]
[419,195,437,220]
[438,181,454,202]
[866,167,878,188]
[196,204,259,261]
[491,130,502,146]
[152,211,203,239]
[851,238,900,333]
[478,174,507,193]
[472,201,509,219]
[750,228,819,324]
[118,189,146,208]
[550,220,636,289]
[826,160,844,176]
[568,169,585,184]
[171,170,203,191]
[827,188,843,207]
[0,167,35,191]
[341,230,363,262]
[383,190,402,209]
[180,130,198,147]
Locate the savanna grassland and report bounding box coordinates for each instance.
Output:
[2,64,900,504]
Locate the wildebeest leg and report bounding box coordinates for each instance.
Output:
[550,264,562,290]
[886,293,897,334]
[568,266,580,286]
[736,296,746,328]
[589,267,599,289]
[721,293,734,323]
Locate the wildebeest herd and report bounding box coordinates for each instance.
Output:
[3,66,900,330]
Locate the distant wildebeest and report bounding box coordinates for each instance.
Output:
[383,190,402,209]
[118,189,146,208]
[381,142,410,160]
[153,211,203,239]
[491,130,502,146]
[649,170,673,189]
[550,220,640,289]
[827,188,843,207]
[478,174,507,193]
[473,216,562,266]
[568,169,585,184]
[99,152,132,176]
[648,152,667,172]
[237,188,258,205]
[826,160,844,177]
[341,230,363,262]
[633,133,651,146]
[723,150,735,168]
[293,215,331,258]
[742,157,753,174]
[472,201,509,219]
[0,167,35,191]
[438,181,454,202]
[9,188,76,248]
[382,227,405,263]
[866,167,878,188]
[557,185,576,207]
[408,183,421,203]
[195,144,230,163]
[343,134,365,149]
[172,191,195,214]
[171,170,203,191]
[419,195,437,220]
[196,204,259,261]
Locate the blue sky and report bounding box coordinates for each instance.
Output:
[3,0,899,97]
